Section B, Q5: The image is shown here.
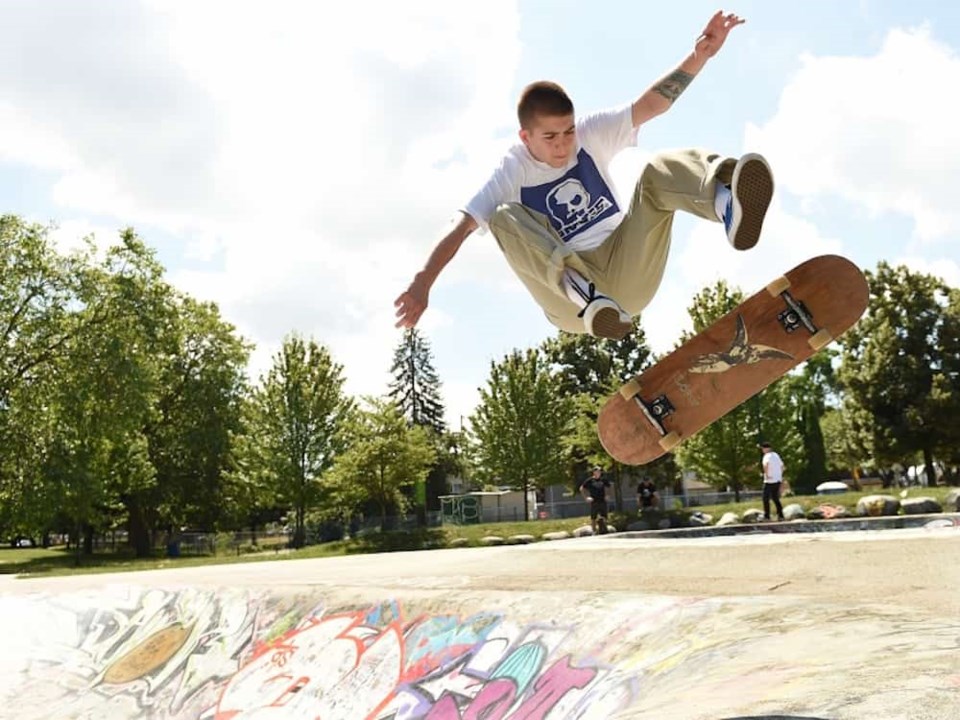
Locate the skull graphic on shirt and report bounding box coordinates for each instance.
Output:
[547,179,591,228]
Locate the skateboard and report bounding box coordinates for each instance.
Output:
[597,255,869,465]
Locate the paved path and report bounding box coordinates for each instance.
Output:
[0,524,958,719]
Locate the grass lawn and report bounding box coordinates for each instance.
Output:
[2,486,954,580]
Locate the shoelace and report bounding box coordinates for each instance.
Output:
[574,281,599,319]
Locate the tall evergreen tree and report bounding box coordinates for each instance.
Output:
[388,328,445,433]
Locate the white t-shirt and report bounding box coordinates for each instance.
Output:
[463,105,638,252]
[763,451,784,483]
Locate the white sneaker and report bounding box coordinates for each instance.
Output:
[722,153,774,251]
[581,295,632,340]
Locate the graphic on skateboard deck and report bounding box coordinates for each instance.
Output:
[597,254,869,465]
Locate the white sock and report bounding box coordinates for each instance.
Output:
[714,183,732,222]
[562,269,592,309]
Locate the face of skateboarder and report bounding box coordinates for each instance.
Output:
[520,113,577,168]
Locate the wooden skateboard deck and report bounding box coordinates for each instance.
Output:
[598,254,869,465]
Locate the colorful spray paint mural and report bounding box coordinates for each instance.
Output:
[2,582,958,719]
[0,587,646,719]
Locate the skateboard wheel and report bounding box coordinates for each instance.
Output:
[766,276,791,296]
[808,329,833,350]
[658,432,681,452]
[619,378,641,400]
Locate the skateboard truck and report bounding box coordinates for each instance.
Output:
[618,379,681,451]
[766,276,833,351]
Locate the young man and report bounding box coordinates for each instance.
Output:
[581,466,611,534]
[395,11,773,340]
[760,441,786,521]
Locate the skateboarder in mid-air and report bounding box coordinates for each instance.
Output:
[395,10,774,341]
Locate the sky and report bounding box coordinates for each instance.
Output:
[1,0,958,429]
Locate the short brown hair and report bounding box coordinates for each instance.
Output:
[517,81,574,129]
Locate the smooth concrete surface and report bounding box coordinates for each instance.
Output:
[0,523,958,719]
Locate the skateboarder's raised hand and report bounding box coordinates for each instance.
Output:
[395,214,477,329]
[695,11,745,58]
[631,11,745,128]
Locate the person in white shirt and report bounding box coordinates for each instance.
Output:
[395,11,774,341]
[760,441,786,521]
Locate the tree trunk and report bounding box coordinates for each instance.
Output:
[613,466,623,512]
[923,447,936,487]
[73,524,82,567]
[83,524,94,555]
[522,477,529,520]
[293,505,306,548]
[126,498,153,558]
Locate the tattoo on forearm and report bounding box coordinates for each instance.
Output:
[654,70,695,102]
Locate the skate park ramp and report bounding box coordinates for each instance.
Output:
[0,524,958,719]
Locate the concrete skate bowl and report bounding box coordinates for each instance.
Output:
[0,583,957,720]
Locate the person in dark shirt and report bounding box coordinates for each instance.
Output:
[637,477,660,512]
[580,465,611,534]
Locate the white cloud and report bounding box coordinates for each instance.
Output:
[745,25,960,245]
[894,255,960,288]
[0,0,523,408]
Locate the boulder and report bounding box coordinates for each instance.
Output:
[572,525,595,537]
[806,504,850,520]
[783,503,806,521]
[742,508,765,523]
[541,531,571,541]
[945,489,960,512]
[507,534,536,544]
[716,512,740,527]
[901,497,943,515]
[448,537,470,548]
[657,518,671,530]
[480,536,505,546]
[689,512,713,527]
[856,495,900,517]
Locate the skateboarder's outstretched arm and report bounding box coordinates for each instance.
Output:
[631,11,745,129]
[395,213,478,329]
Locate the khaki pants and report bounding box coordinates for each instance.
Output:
[489,148,735,334]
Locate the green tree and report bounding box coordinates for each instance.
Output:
[238,335,352,547]
[0,216,108,544]
[543,323,655,509]
[329,397,436,531]
[469,349,573,518]
[143,296,251,536]
[782,351,837,494]
[839,263,960,483]
[821,406,866,480]
[542,322,650,398]
[41,231,169,560]
[0,216,105,405]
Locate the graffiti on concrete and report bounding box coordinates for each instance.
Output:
[2,587,641,719]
